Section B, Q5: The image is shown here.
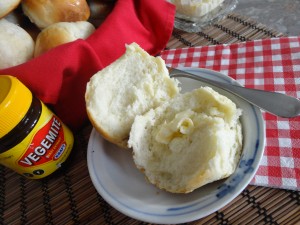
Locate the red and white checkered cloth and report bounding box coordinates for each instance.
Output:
[160,36,300,191]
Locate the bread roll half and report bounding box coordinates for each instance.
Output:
[85,43,180,148]
[128,87,243,193]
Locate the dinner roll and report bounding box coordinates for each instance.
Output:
[0,18,34,69]
[34,21,95,57]
[128,87,243,193]
[21,0,90,29]
[0,0,21,19]
[4,7,41,40]
[85,43,180,148]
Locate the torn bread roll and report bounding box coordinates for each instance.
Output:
[34,21,95,57]
[0,18,34,69]
[21,0,90,29]
[85,43,180,148]
[128,87,243,193]
[0,0,21,19]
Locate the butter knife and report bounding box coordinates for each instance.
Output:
[169,67,300,118]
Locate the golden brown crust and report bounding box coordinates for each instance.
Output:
[33,21,95,57]
[22,0,90,29]
[34,27,71,57]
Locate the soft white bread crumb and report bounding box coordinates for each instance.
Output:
[128,87,242,193]
[85,43,180,148]
[21,0,90,29]
[0,18,34,69]
[0,0,21,19]
[34,21,95,57]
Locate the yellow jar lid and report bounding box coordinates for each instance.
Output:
[0,75,32,138]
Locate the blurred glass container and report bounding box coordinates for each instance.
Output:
[169,0,238,33]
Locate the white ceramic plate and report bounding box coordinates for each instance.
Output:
[87,67,265,224]
[173,0,238,32]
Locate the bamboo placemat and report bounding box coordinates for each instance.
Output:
[1,13,299,225]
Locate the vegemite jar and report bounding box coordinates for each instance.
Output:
[0,75,74,179]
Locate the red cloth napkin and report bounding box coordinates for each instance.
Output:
[0,0,175,130]
[160,36,300,191]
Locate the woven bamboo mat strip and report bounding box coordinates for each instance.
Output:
[1,13,300,225]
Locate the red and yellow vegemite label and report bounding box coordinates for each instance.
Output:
[0,102,73,179]
[18,116,66,167]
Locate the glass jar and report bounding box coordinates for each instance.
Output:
[168,0,238,33]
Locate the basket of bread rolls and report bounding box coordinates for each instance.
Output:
[0,0,116,69]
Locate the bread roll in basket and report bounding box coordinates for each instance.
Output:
[22,0,90,29]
